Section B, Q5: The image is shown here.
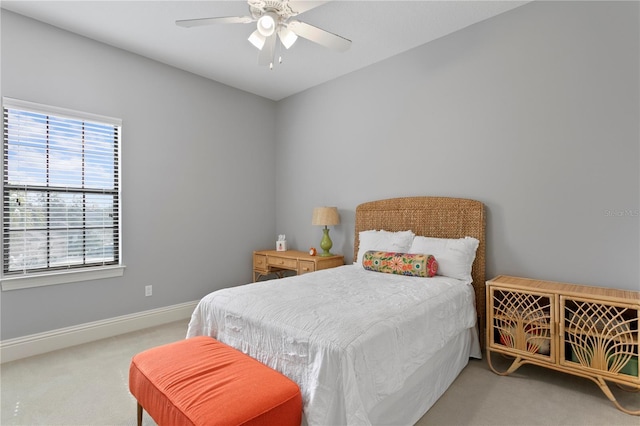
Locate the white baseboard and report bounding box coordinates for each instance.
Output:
[0,300,199,363]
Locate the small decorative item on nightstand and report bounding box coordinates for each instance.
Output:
[276,234,287,251]
[309,247,316,256]
[312,207,340,257]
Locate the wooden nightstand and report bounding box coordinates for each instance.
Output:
[253,250,344,282]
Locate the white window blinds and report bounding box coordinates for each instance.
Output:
[2,98,121,276]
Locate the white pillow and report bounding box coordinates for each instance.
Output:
[408,236,479,282]
[356,230,415,265]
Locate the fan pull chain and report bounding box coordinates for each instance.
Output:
[269,56,284,70]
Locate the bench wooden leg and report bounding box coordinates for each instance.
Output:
[137,402,143,426]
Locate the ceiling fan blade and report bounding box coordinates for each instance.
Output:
[176,16,254,28]
[258,33,277,66]
[287,1,330,15]
[288,20,351,52]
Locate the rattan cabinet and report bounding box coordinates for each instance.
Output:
[486,275,639,415]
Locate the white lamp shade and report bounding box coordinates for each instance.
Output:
[257,14,276,37]
[248,30,266,50]
[278,27,298,49]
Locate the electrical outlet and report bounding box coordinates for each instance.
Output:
[145,285,152,297]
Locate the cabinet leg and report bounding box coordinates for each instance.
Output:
[486,350,524,376]
[616,383,640,393]
[593,376,640,416]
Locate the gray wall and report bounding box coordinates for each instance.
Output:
[275,1,639,290]
[1,1,638,341]
[0,11,277,339]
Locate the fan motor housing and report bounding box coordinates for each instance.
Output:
[249,0,296,21]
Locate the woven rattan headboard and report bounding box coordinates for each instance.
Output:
[354,196,486,347]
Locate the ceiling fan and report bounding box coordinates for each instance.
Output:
[176,0,351,69]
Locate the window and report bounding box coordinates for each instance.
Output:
[1,98,123,290]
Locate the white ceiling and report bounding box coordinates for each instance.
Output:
[1,1,529,101]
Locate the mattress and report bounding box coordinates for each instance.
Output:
[186,264,480,425]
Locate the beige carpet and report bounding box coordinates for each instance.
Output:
[1,321,637,425]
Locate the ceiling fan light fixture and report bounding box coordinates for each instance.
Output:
[256,13,277,37]
[177,1,352,69]
[278,27,298,49]
[248,30,266,50]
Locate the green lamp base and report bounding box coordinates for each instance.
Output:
[319,227,333,257]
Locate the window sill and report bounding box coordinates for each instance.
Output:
[0,265,126,291]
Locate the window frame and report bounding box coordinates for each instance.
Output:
[1,98,124,291]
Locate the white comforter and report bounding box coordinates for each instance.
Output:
[186,265,478,425]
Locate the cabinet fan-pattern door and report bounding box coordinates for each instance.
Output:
[564,298,637,376]
[492,289,553,358]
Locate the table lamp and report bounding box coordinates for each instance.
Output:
[312,207,340,257]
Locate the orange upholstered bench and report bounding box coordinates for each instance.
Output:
[129,336,302,426]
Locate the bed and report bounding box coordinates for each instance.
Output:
[187,196,486,425]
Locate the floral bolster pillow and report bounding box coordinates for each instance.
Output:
[362,251,438,277]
